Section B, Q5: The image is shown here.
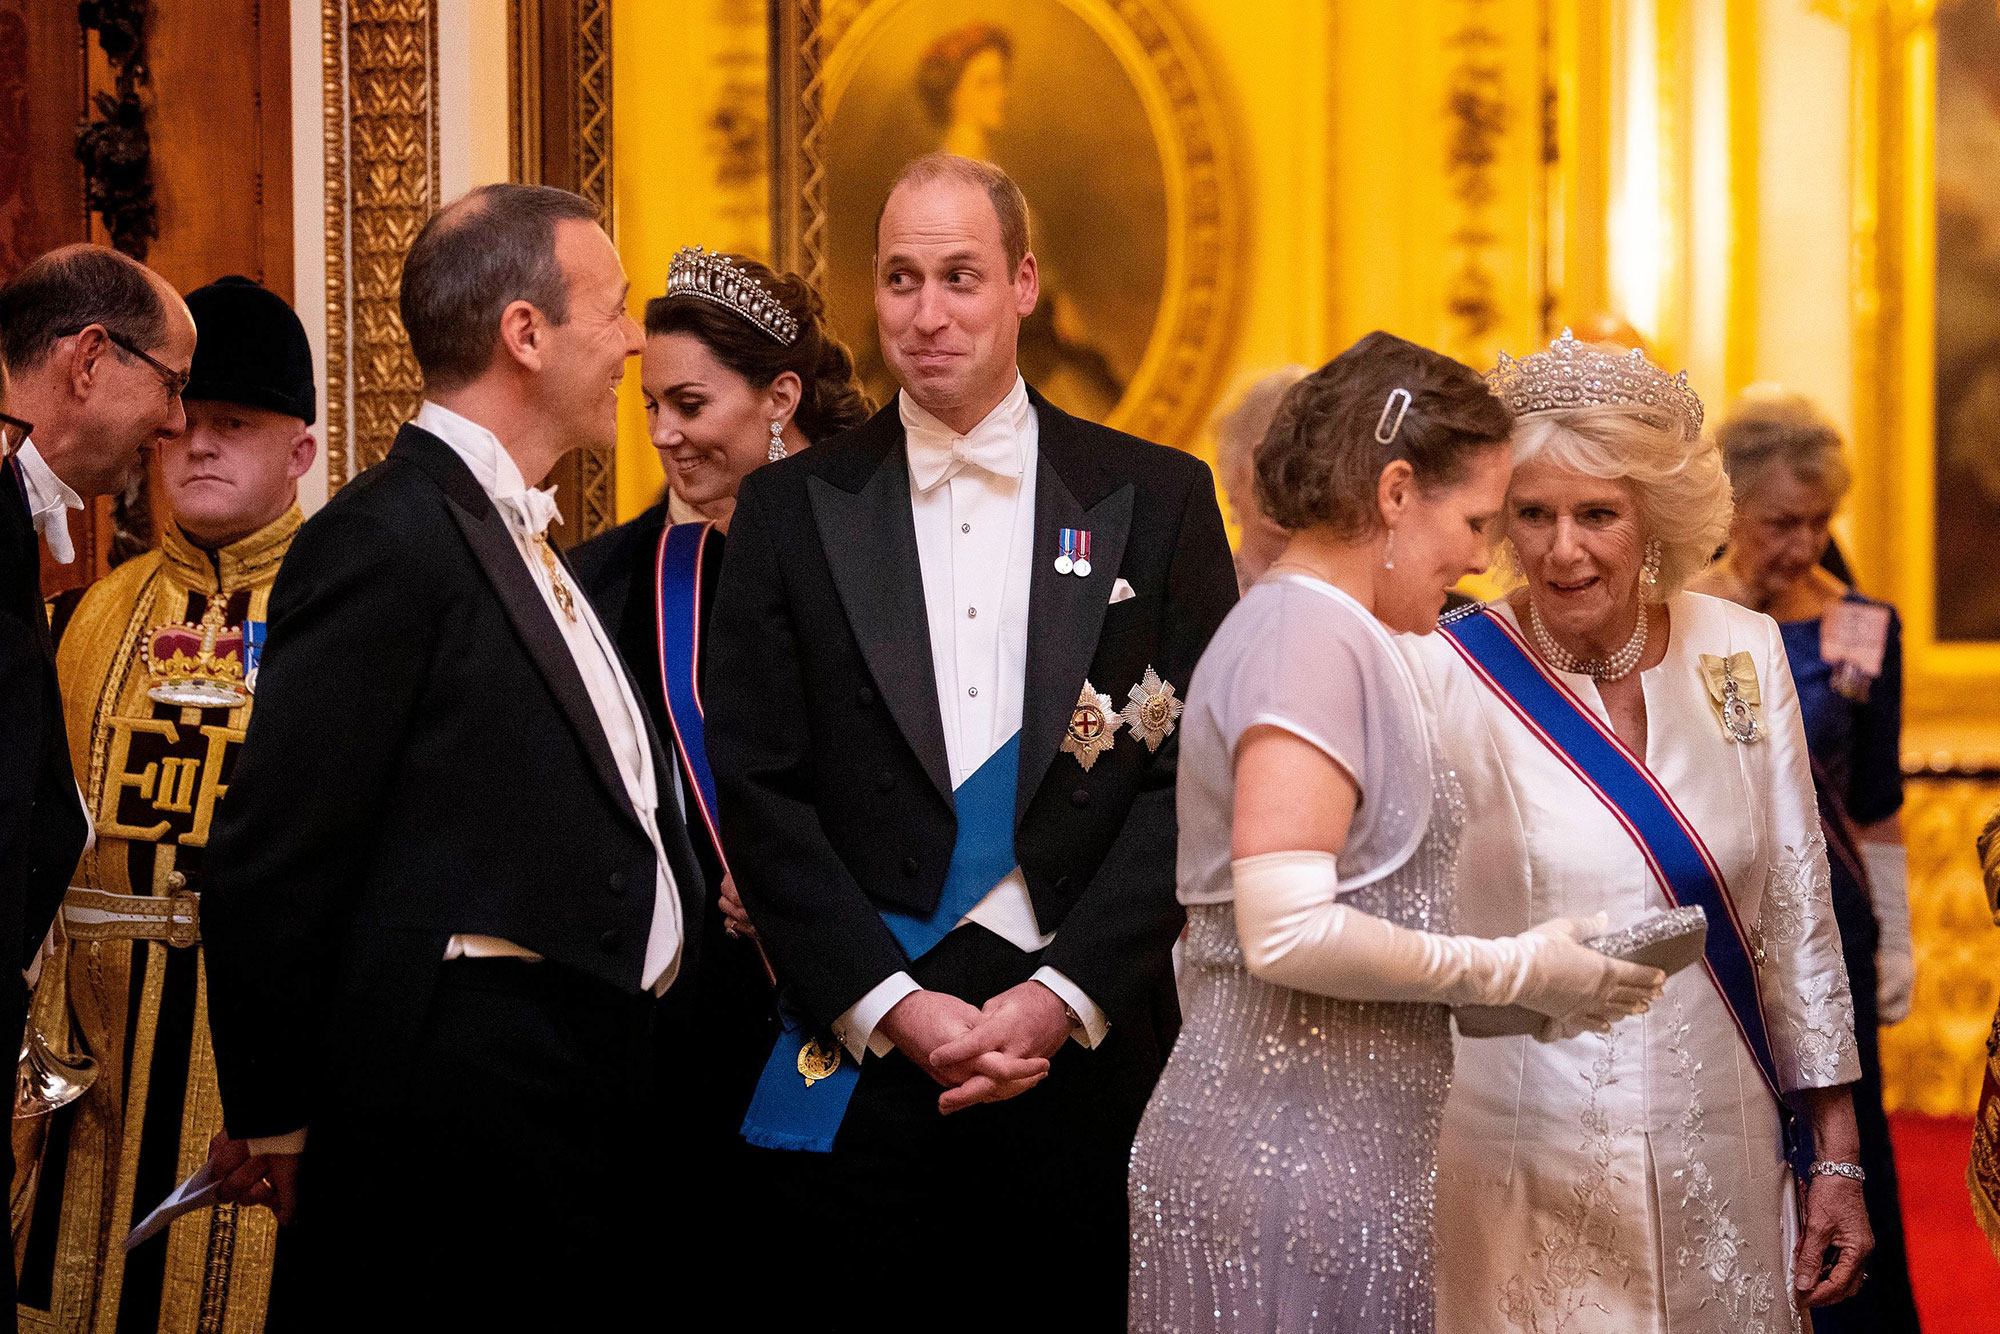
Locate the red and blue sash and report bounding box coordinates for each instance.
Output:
[655,521,727,869]
[1439,605,1808,1172]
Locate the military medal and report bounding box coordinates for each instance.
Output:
[797,1036,842,1087]
[243,620,266,695]
[1055,528,1092,577]
[1062,680,1117,771]
[1120,666,1184,752]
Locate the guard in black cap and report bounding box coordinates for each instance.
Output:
[11,274,315,1334]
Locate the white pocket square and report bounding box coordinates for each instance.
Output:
[1109,578,1136,604]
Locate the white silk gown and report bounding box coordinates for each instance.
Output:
[1401,592,1861,1334]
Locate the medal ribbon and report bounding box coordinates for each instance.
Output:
[1058,528,1077,564]
[1439,606,1811,1177]
[740,731,1022,1153]
[1075,530,1090,565]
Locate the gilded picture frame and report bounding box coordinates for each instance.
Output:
[771,0,1244,451]
[1849,0,2000,759]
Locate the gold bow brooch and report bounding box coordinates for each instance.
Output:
[1698,651,1762,744]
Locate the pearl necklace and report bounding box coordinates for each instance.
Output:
[1528,599,1649,681]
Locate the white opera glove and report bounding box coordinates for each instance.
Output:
[1230,852,1662,1027]
[1863,841,1914,1025]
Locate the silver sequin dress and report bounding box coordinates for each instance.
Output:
[1129,573,1464,1333]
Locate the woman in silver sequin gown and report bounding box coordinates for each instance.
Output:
[1128,335,1665,1334]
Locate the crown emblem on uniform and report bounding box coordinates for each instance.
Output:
[666,246,800,345]
[1487,329,1706,442]
[145,599,247,707]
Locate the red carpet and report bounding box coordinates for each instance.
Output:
[1889,1114,2000,1334]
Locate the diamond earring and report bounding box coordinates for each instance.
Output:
[1639,538,1661,595]
[767,419,787,462]
[1384,529,1397,571]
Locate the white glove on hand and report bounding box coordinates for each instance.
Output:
[1862,841,1914,1025]
[1231,852,1663,1022]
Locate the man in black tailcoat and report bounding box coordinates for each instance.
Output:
[706,154,1237,1330]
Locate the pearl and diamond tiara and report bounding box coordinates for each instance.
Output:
[1486,328,1705,442]
[665,246,800,346]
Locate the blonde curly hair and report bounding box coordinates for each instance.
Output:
[1492,402,1733,601]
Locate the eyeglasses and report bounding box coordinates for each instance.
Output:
[104,328,191,400]
[0,412,31,456]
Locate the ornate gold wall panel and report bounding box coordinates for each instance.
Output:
[508,0,618,539]
[1882,775,2000,1116]
[323,0,442,491]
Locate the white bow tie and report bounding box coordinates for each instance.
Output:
[497,485,562,539]
[907,423,1024,493]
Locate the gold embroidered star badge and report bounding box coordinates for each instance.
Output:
[1119,666,1183,752]
[1062,680,1118,772]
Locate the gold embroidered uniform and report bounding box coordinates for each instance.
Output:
[11,509,299,1334]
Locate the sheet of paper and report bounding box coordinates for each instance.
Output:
[1822,600,1891,677]
[123,1159,222,1251]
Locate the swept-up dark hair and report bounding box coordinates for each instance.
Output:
[644,255,873,443]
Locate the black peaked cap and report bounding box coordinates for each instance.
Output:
[183,275,316,424]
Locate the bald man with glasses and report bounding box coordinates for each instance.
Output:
[0,243,194,1328]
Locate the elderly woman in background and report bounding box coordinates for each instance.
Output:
[1212,364,1307,591]
[1405,333,1873,1332]
[1690,392,1920,1333]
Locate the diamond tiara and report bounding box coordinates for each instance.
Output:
[1487,329,1705,442]
[665,246,800,346]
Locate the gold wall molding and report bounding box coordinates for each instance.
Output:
[1443,0,1509,352]
[322,0,442,491]
[573,0,615,537]
[507,0,616,538]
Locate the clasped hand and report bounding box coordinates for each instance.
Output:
[878,982,1071,1115]
[205,1132,302,1225]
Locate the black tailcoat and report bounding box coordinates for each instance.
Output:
[201,426,705,1328]
[704,388,1237,1326]
[0,457,90,1325]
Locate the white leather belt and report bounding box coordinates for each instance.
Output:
[62,887,200,948]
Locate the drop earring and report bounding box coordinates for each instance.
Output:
[1383,529,1396,571]
[1639,538,1661,595]
[767,419,787,462]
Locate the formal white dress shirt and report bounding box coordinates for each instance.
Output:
[829,378,1109,1062]
[416,401,684,995]
[9,438,94,955]
[12,440,83,565]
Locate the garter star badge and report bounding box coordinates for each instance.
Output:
[797,1037,842,1087]
[1062,680,1118,771]
[1120,666,1183,753]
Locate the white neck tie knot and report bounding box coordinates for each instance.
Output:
[498,486,562,539]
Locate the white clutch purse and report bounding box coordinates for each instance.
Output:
[1453,905,1709,1038]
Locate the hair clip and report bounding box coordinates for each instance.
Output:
[1375,388,1412,445]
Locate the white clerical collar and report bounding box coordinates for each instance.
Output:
[13,439,84,565]
[900,376,1032,492]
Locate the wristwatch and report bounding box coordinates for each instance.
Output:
[1809,1160,1866,1183]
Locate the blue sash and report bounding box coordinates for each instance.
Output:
[655,522,726,866]
[1439,606,1809,1174]
[739,732,1022,1153]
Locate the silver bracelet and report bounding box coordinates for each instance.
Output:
[1809,1160,1866,1183]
